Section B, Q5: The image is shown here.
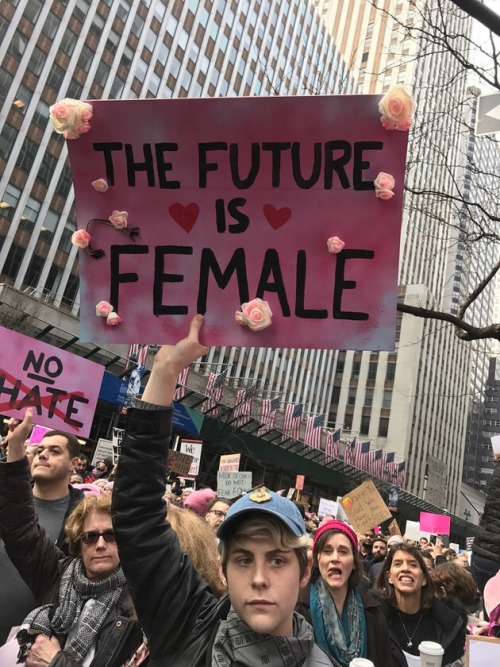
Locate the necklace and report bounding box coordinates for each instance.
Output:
[398,611,423,648]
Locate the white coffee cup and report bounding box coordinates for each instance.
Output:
[349,659,375,667]
[418,641,444,667]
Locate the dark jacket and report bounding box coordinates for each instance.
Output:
[297,584,393,667]
[112,407,335,667]
[378,597,465,667]
[0,458,143,667]
[472,461,500,563]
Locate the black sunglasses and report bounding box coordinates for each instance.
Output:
[79,530,116,545]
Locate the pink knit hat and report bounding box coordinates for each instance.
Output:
[313,519,358,552]
[183,488,216,517]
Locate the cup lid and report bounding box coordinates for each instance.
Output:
[418,641,444,655]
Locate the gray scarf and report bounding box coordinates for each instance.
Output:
[212,607,315,667]
[17,558,126,663]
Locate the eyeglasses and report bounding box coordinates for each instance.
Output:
[79,530,116,545]
[208,510,226,519]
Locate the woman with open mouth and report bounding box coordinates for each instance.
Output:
[304,520,391,667]
[374,543,466,667]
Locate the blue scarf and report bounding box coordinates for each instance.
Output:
[310,579,367,667]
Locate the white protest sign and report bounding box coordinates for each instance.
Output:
[404,520,430,542]
[112,427,124,464]
[179,439,203,477]
[490,434,500,456]
[318,498,339,519]
[92,438,113,466]
[217,471,252,499]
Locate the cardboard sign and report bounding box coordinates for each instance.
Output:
[92,438,113,466]
[466,635,500,667]
[219,453,241,472]
[340,479,392,534]
[179,439,203,477]
[318,498,339,519]
[67,95,409,350]
[217,471,252,499]
[0,326,104,436]
[167,449,194,476]
[419,511,451,536]
[388,519,402,536]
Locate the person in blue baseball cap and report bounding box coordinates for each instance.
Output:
[112,315,338,667]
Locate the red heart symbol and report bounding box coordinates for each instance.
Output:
[169,203,199,233]
[263,204,292,230]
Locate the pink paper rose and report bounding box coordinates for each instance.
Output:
[374,172,395,191]
[327,236,345,254]
[71,229,91,248]
[49,98,93,139]
[96,301,114,317]
[92,178,109,193]
[109,210,128,229]
[378,85,415,131]
[106,312,122,326]
[376,188,395,200]
[235,298,272,332]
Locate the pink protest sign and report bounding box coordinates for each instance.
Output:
[28,424,51,445]
[0,326,104,436]
[67,94,409,349]
[419,511,451,536]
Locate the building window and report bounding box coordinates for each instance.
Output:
[16,137,38,173]
[38,153,58,186]
[27,46,47,76]
[351,361,361,380]
[364,388,374,407]
[23,0,43,24]
[3,243,25,281]
[386,362,396,381]
[347,387,357,406]
[55,166,73,199]
[42,11,61,40]
[378,417,389,437]
[382,390,392,410]
[368,361,378,380]
[360,414,370,435]
[0,123,18,160]
[47,63,65,91]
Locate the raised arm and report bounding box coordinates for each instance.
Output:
[0,409,63,600]
[112,316,216,659]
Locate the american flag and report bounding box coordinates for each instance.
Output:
[353,441,370,468]
[344,437,357,464]
[368,449,383,477]
[397,461,406,487]
[256,396,281,435]
[125,344,149,371]
[201,369,227,415]
[304,414,325,449]
[173,366,190,401]
[283,403,303,439]
[325,428,341,460]
[386,460,400,483]
[381,451,395,477]
[232,385,257,427]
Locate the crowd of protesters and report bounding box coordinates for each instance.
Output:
[0,315,499,666]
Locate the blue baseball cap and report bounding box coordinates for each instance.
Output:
[217,487,306,540]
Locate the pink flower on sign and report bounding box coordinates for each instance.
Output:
[71,229,91,248]
[327,236,345,254]
[378,85,415,131]
[106,312,122,326]
[235,298,273,332]
[376,188,395,200]
[109,210,128,229]
[374,172,395,200]
[92,178,109,193]
[96,301,114,317]
[49,98,93,139]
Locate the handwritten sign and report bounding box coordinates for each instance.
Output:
[0,326,104,436]
[217,471,252,499]
[112,427,124,464]
[219,453,241,472]
[67,95,409,350]
[318,497,339,519]
[340,479,392,534]
[167,449,194,476]
[92,438,113,466]
[179,439,203,477]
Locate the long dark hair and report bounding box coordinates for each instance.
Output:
[374,543,435,609]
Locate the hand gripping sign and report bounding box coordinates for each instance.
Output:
[58,88,412,350]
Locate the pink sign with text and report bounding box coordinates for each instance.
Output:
[419,511,451,536]
[68,95,409,349]
[0,326,104,436]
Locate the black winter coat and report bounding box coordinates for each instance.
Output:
[0,458,143,667]
[112,406,335,667]
[472,462,500,563]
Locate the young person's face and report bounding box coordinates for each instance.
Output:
[222,535,310,636]
[387,550,427,601]
[317,533,355,596]
[31,435,79,484]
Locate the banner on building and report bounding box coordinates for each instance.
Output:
[0,326,104,437]
[67,95,409,351]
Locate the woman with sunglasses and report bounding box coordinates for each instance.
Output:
[374,544,466,667]
[0,410,145,667]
